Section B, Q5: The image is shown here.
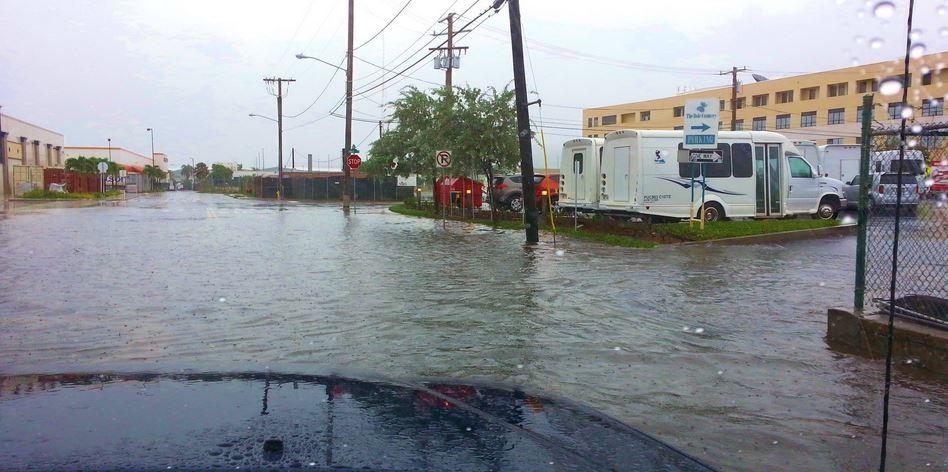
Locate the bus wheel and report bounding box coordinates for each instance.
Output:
[814,197,839,220]
[701,202,724,222]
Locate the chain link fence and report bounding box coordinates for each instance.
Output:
[858,118,948,326]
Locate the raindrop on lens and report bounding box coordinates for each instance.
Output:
[939,5,947,15]
[909,29,922,41]
[219,297,226,302]
[854,35,866,44]
[941,27,948,37]
[613,346,621,351]
[555,249,565,256]
[910,43,926,59]
[901,107,914,119]
[694,327,705,334]
[869,37,884,49]
[911,124,923,133]
[908,139,918,147]
[873,1,895,18]
[879,78,902,95]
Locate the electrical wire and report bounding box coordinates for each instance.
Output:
[284,56,346,118]
[354,0,414,50]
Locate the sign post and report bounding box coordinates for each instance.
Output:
[97,161,108,193]
[682,99,720,229]
[347,149,361,212]
[436,150,452,227]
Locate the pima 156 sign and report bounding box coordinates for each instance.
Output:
[683,98,719,149]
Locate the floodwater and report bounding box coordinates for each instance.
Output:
[0,192,945,471]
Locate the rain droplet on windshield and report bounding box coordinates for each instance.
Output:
[869,37,884,49]
[873,1,896,18]
[909,43,926,59]
[879,78,903,95]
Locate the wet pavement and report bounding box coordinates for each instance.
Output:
[0,192,945,471]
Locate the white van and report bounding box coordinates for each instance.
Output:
[558,137,604,211]
[818,144,862,182]
[598,130,846,221]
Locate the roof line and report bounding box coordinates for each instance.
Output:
[0,113,65,138]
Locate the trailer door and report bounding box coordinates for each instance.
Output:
[570,149,586,203]
[614,146,630,202]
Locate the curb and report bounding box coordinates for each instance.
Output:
[677,223,855,245]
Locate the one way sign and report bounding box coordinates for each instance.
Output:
[683,99,719,149]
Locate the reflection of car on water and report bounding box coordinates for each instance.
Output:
[0,373,715,471]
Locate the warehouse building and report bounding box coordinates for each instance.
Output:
[0,113,65,196]
[583,52,947,145]
[63,146,156,173]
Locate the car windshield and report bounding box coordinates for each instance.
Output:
[1,2,945,471]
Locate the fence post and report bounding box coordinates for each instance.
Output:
[854,94,874,312]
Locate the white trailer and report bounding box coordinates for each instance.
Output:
[818,144,862,183]
[598,130,846,221]
[558,137,604,211]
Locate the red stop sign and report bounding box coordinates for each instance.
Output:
[347,154,362,170]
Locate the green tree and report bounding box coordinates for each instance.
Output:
[180,164,194,181]
[210,163,234,183]
[65,156,123,176]
[363,85,519,212]
[143,165,166,188]
[194,162,210,181]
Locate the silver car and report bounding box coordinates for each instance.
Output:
[843,173,920,211]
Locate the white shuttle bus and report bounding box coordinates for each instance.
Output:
[558,137,604,211]
[598,130,845,221]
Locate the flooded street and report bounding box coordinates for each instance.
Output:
[1,192,945,471]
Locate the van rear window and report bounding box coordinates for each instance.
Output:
[889,160,923,174]
[879,174,914,184]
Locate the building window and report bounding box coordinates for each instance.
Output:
[587,117,593,128]
[776,114,790,129]
[602,115,617,125]
[752,116,766,131]
[801,86,819,101]
[719,100,726,111]
[922,70,933,86]
[621,113,635,123]
[640,111,650,121]
[856,105,865,122]
[856,78,878,93]
[827,138,843,145]
[827,82,848,97]
[734,119,744,131]
[922,99,944,117]
[718,121,724,130]
[673,106,684,117]
[920,135,938,149]
[887,102,903,119]
[673,125,683,130]
[593,117,599,126]
[752,94,768,107]
[800,111,817,127]
[776,90,794,104]
[735,97,746,109]
[827,108,845,125]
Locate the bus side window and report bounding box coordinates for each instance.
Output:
[732,143,753,177]
[703,144,732,178]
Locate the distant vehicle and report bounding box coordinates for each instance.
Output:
[491,174,560,211]
[929,165,948,196]
[870,173,921,211]
[817,144,862,182]
[598,130,846,222]
[559,137,604,211]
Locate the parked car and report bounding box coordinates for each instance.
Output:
[491,174,561,211]
[843,173,922,210]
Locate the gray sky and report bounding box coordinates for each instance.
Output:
[1,0,945,169]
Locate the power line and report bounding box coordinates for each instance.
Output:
[284,56,346,118]
[354,0,414,50]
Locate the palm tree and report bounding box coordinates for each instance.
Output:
[194,162,209,181]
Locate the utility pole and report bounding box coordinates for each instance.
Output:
[146,128,155,166]
[291,147,295,171]
[504,0,539,243]
[342,0,355,211]
[431,13,470,91]
[263,77,295,199]
[719,66,747,130]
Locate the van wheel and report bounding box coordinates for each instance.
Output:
[701,202,724,222]
[814,197,840,220]
[508,194,524,212]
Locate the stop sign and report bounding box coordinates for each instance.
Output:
[347,154,362,170]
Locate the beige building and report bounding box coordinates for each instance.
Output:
[583,52,947,146]
[0,113,65,196]
[63,146,155,173]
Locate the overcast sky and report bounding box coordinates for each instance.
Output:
[1,0,945,169]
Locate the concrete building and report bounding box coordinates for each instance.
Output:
[0,113,65,196]
[583,52,947,146]
[63,146,155,173]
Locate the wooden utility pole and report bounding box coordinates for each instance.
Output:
[719,66,747,130]
[263,77,295,199]
[505,0,539,243]
[342,0,355,210]
[431,13,469,91]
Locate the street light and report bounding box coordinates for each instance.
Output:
[248,113,278,123]
[295,54,347,71]
[145,128,155,166]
